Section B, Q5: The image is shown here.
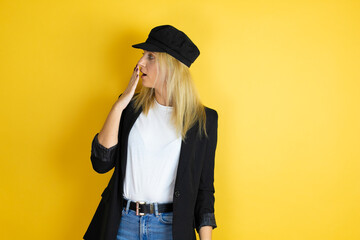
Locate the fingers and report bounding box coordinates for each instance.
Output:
[133,64,140,79]
[128,66,139,91]
[130,69,140,92]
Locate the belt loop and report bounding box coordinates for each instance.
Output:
[154,202,159,216]
[125,199,131,214]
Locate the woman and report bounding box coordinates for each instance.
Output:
[83,25,218,240]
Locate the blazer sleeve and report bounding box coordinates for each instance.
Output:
[89,93,123,173]
[194,109,218,233]
[90,132,118,173]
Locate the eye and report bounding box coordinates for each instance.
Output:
[148,54,155,60]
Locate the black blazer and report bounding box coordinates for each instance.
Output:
[83,93,218,240]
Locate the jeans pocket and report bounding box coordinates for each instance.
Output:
[121,208,128,215]
[159,212,173,224]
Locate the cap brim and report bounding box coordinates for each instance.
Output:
[132,42,166,52]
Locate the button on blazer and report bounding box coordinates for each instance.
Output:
[83,93,218,240]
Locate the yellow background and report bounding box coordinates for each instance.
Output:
[1,0,359,239]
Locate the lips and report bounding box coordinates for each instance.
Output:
[141,71,147,77]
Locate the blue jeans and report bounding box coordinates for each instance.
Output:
[117,198,173,240]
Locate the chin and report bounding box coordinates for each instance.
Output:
[141,80,153,88]
[141,82,149,87]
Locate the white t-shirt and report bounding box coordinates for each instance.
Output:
[122,97,182,204]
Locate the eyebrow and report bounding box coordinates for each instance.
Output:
[144,50,156,55]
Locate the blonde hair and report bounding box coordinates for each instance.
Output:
[132,52,207,142]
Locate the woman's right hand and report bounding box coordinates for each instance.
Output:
[114,64,140,110]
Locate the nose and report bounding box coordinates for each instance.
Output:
[137,55,146,68]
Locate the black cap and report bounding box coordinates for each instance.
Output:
[132,25,200,67]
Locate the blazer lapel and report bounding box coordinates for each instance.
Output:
[174,123,197,188]
[120,102,142,181]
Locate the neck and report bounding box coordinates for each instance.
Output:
[155,89,172,107]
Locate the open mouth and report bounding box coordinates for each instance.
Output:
[141,73,147,77]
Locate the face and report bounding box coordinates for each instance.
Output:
[137,50,164,89]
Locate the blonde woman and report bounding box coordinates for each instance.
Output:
[83,25,218,240]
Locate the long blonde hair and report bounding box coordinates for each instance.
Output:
[132,52,207,142]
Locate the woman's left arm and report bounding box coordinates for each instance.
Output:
[194,109,219,238]
[199,226,213,240]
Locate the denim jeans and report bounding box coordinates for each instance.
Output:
[117,198,173,240]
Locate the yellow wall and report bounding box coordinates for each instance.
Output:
[1,0,359,239]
